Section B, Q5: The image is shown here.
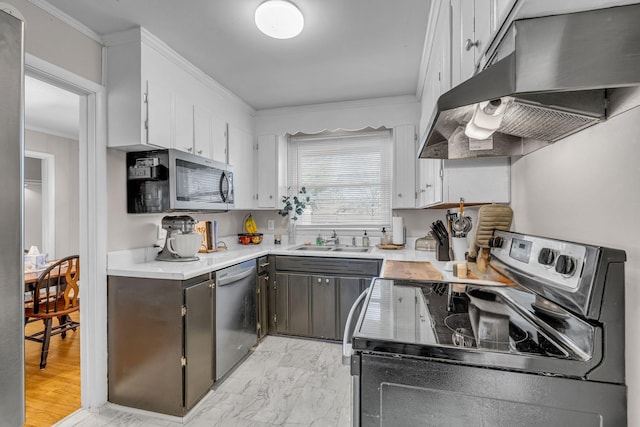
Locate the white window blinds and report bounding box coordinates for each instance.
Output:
[288,130,392,228]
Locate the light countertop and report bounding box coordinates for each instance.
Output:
[107,237,508,287]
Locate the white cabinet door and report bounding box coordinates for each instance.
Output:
[210,117,228,164]
[174,94,194,154]
[228,124,254,209]
[443,157,510,204]
[194,105,213,158]
[393,125,417,209]
[256,135,278,208]
[145,80,172,149]
[416,158,443,208]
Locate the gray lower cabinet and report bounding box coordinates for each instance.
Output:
[107,274,214,416]
[270,256,381,340]
[311,275,337,339]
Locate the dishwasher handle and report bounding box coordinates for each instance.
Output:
[342,289,369,366]
[217,266,256,286]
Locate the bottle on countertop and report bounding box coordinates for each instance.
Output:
[316,233,323,246]
[363,230,370,247]
[380,227,391,245]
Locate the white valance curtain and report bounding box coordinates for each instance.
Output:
[288,129,393,228]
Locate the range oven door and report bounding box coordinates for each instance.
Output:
[354,352,626,427]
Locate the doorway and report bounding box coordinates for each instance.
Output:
[23,75,82,426]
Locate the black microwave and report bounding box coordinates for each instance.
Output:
[126,149,234,213]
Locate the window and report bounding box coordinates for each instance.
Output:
[288,129,392,228]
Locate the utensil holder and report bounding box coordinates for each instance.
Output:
[436,240,450,261]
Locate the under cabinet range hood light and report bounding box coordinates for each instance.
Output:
[255,0,304,39]
[419,4,640,160]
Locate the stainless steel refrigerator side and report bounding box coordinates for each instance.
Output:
[0,10,24,427]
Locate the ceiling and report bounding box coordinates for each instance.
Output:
[44,0,431,110]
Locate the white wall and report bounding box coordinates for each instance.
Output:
[4,0,102,84]
[511,88,640,426]
[25,129,79,258]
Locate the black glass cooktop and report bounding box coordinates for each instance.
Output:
[352,279,594,361]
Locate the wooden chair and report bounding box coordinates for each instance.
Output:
[25,255,80,369]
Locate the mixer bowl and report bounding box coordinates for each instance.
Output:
[167,233,202,258]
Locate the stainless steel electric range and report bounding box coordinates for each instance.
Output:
[345,231,626,426]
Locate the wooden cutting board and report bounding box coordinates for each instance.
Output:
[382,260,442,281]
[375,243,405,250]
[466,262,515,286]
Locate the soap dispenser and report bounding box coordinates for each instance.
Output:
[316,233,323,246]
[380,227,390,245]
[363,230,370,247]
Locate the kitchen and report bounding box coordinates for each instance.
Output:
[0,0,639,426]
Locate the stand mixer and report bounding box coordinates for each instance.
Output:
[156,215,200,262]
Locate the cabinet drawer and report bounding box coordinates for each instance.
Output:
[275,256,381,277]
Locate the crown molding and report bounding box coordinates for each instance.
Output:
[27,0,103,43]
[103,27,255,117]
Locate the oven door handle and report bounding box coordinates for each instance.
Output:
[342,289,368,366]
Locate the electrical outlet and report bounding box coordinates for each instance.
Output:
[157,225,167,240]
[267,220,275,230]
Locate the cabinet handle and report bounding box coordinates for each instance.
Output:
[269,195,273,199]
[317,278,322,283]
[465,39,479,51]
[398,193,402,198]
[425,184,432,188]
[325,278,330,284]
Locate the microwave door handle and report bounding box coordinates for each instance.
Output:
[220,172,230,202]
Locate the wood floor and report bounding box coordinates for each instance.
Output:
[24,311,80,427]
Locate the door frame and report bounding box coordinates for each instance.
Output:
[25,54,108,409]
[24,150,55,258]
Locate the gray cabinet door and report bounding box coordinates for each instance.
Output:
[257,273,269,340]
[287,273,311,336]
[338,276,365,339]
[275,272,289,334]
[311,276,337,339]
[108,277,184,415]
[184,279,214,410]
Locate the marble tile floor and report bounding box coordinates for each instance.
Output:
[56,336,352,427]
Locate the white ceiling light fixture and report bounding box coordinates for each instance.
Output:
[255,0,304,39]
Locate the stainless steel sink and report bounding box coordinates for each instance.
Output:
[293,246,333,251]
[332,247,372,253]
[293,245,372,253]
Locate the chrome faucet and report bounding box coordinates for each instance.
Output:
[323,230,340,246]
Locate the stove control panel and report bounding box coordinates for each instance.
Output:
[491,231,586,291]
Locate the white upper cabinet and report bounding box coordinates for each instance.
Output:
[416,157,510,208]
[174,94,194,154]
[416,158,443,208]
[105,28,254,162]
[256,135,278,209]
[194,105,228,162]
[255,134,288,210]
[393,125,417,209]
[144,80,172,149]
[227,124,254,210]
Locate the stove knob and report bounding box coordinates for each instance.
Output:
[489,236,504,248]
[538,248,555,266]
[555,255,576,276]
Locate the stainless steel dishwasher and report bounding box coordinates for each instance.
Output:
[215,259,257,380]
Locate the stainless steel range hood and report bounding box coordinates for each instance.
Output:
[419,4,640,160]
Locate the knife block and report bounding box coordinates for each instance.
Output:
[436,240,450,261]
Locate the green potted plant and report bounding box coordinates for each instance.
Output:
[278,186,310,244]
